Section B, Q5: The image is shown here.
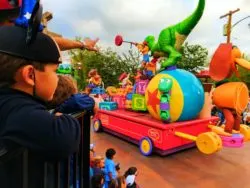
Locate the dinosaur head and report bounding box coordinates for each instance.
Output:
[144,35,155,50]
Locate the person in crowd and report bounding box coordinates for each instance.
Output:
[49,74,95,114]
[104,148,118,188]
[91,174,105,188]
[124,167,139,188]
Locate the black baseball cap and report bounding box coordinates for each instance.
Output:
[0,25,61,63]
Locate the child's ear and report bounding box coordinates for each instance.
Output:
[21,65,35,86]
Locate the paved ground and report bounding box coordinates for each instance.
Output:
[91,130,250,188]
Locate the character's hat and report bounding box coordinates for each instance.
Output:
[119,72,127,81]
[0,1,61,63]
[0,26,61,63]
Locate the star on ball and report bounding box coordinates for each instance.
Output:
[24,12,32,20]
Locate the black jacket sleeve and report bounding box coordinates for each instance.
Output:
[3,107,80,159]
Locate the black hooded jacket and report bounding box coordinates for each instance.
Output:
[0,88,80,188]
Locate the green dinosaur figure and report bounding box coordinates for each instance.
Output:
[144,0,205,69]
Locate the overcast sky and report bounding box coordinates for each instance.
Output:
[42,0,250,56]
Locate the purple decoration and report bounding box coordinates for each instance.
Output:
[165,65,177,71]
[87,83,96,89]
[160,103,170,110]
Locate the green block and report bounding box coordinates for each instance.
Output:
[132,94,147,111]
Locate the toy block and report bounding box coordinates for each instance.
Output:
[99,102,117,111]
[91,87,105,94]
[126,93,133,100]
[132,94,147,111]
[136,80,149,95]
[112,95,126,109]
[125,100,132,109]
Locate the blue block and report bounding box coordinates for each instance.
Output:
[91,87,105,94]
[126,93,133,100]
[99,102,117,111]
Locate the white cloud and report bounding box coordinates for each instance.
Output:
[42,0,250,55]
[72,19,104,37]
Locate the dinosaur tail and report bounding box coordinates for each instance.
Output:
[176,0,205,35]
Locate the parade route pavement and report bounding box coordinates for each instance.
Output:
[92,130,250,188]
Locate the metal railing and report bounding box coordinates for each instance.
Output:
[21,111,91,188]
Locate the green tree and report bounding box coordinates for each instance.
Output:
[69,47,140,90]
[177,42,208,73]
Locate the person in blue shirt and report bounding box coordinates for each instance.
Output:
[104,148,117,188]
[49,74,95,115]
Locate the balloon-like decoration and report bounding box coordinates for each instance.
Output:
[14,0,43,31]
[115,35,137,47]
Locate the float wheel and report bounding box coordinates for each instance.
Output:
[196,132,222,154]
[139,137,153,156]
[240,124,250,141]
[93,119,102,132]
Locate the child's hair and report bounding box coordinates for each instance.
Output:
[49,75,77,107]
[108,179,117,188]
[124,167,138,188]
[124,167,137,178]
[93,156,104,167]
[105,148,116,159]
[91,174,104,188]
[0,52,46,88]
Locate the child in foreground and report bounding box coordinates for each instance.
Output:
[0,25,81,188]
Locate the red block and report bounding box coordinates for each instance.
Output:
[113,95,126,109]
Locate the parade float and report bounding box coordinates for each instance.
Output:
[92,0,250,156]
[209,8,250,147]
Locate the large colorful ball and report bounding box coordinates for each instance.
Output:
[145,69,204,122]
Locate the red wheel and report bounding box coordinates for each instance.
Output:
[115,35,123,46]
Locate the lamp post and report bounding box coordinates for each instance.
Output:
[221,9,250,44]
[220,8,240,43]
